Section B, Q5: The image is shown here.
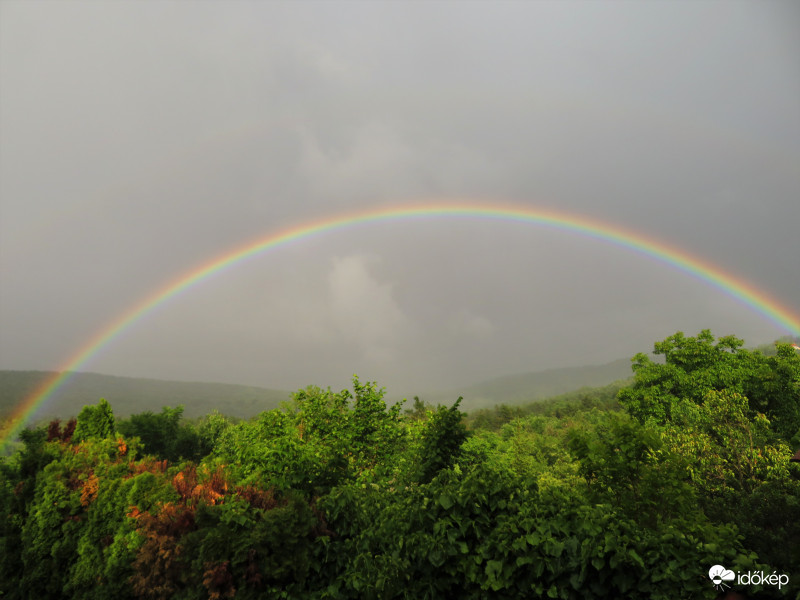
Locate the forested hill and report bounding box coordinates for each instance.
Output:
[1,344,786,423]
[441,340,798,411]
[433,358,633,411]
[2,359,635,423]
[0,370,290,422]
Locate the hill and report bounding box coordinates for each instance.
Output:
[430,358,634,411]
[0,370,291,424]
[1,359,637,425]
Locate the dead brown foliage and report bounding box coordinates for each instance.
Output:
[202,561,236,600]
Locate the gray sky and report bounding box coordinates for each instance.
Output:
[1,1,798,398]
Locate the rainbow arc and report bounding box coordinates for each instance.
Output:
[2,201,798,450]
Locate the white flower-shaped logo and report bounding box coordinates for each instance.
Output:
[709,565,736,590]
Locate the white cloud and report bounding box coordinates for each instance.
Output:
[447,308,495,338]
[327,254,415,362]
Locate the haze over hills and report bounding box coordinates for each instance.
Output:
[0,357,638,425]
[4,334,796,426]
[428,358,634,411]
[0,371,292,424]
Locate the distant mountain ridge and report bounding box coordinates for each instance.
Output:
[430,358,634,411]
[1,358,636,424]
[0,370,291,423]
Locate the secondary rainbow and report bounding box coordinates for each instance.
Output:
[2,201,798,449]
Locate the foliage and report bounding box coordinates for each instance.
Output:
[465,381,624,431]
[412,397,468,484]
[617,330,800,586]
[195,411,232,458]
[73,398,116,443]
[213,377,406,494]
[404,395,429,420]
[662,389,800,573]
[117,405,204,463]
[316,461,751,600]
[619,330,800,443]
[2,337,799,599]
[126,463,322,600]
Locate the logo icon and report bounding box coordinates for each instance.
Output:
[709,565,736,591]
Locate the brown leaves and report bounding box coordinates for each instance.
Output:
[47,419,61,442]
[46,417,77,443]
[172,464,229,505]
[129,502,197,599]
[126,462,324,597]
[131,502,196,538]
[80,472,99,507]
[235,485,279,511]
[203,561,236,600]
[128,457,169,477]
[128,464,231,597]
[244,549,263,587]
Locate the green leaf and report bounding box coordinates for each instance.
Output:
[438,493,454,510]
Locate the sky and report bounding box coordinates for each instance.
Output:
[1,1,798,400]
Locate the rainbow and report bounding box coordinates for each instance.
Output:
[2,201,798,450]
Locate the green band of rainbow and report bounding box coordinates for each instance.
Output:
[2,201,798,450]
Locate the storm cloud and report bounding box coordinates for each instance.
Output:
[1,1,798,399]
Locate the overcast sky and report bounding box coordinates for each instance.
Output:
[1,1,798,399]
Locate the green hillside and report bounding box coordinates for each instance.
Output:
[1,359,636,425]
[430,358,634,411]
[0,370,290,423]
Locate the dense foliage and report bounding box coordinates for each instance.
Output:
[1,331,798,599]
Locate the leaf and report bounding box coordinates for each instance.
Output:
[628,549,644,568]
[429,548,445,568]
[438,493,454,510]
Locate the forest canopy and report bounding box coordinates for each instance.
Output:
[1,331,798,599]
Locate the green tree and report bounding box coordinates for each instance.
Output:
[662,389,800,573]
[404,395,429,420]
[348,377,405,471]
[214,377,407,493]
[73,398,116,442]
[567,411,696,528]
[413,398,468,484]
[0,425,62,596]
[196,411,232,457]
[117,406,201,462]
[745,342,800,444]
[617,330,800,579]
[619,330,800,443]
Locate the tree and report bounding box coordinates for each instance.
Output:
[349,377,406,471]
[662,389,800,573]
[72,398,116,443]
[404,395,429,420]
[413,398,468,484]
[117,406,202,462]
[744,343,800,444]
[619,330,800,443]
[616,330,800,576]
[567,411,696,527]
[213,377,407,493]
